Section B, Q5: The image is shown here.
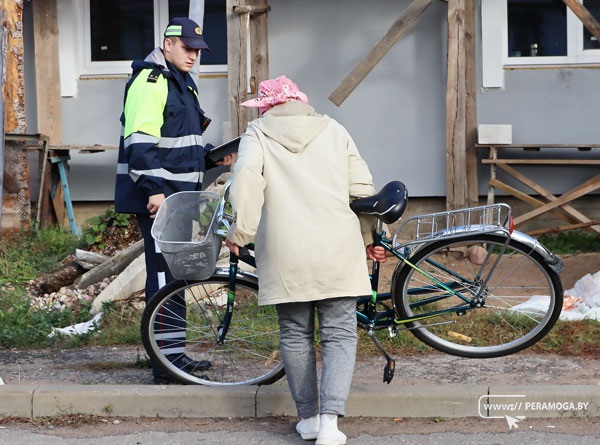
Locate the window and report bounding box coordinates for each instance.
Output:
[481,0,600,87]
[82,0,227,75]
[505,0,600,65]
[507,0,567,58]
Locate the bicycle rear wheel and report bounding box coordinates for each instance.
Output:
[392,234,563,358]
[141,274,285,385]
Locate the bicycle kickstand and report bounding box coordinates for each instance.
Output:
[366,327,396,384]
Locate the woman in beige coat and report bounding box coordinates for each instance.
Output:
[225,75,386,445]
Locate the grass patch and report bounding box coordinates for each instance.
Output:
[0,226,81,285]
[0,226,142,349]
[537,230,600,254]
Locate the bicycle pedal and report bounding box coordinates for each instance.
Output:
[387,326,397,338]
[383,359,396,384]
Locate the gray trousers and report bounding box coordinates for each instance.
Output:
[276,297,357,418]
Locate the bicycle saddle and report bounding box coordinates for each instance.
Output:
[350,181,408,224]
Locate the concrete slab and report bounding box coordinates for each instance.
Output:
[31,385,258,418]
[0,385,36,418]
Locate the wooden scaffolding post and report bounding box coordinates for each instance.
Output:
[446,0,477,210]
[227,0,270,137]
[32,0,63,144]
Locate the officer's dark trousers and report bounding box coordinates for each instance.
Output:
[137,215,187,377]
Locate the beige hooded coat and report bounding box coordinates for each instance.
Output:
[226,101,377,306]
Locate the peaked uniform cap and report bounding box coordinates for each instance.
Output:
[164,17,210,50]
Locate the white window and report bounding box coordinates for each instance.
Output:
[482,0,600,88]
[80,0,227,76]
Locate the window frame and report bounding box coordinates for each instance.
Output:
[504,1,600,66]
[80,0,226,76]
[481,0,600,88]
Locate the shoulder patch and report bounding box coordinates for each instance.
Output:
[146,67,162,83]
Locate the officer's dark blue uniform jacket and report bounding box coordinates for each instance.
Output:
[115,48,214,214]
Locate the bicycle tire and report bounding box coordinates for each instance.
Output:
[392,234,563,358]
[141,273,285,386]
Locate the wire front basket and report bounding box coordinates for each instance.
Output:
[392,203,512,250]
[151,191,222,280]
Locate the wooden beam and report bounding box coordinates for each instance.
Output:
[495,164,600,233]
[226,0,249,138]
[446,0,477,210]
[513,174,600,225]
[528,220,600,237]
[328,0,433,106]
[562,0,600,44]
[247,0,269,122]
[32,0,63,143]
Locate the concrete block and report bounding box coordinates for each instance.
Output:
[32,385,258,418]
[256,384,295,417]
[0,385,36,418]
[478,124,512,144]
[345,384,489,418]
[485,385,600,419]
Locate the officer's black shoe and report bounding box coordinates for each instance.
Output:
[171,355,212,372]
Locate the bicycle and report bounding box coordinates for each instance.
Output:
[141,180,564,386]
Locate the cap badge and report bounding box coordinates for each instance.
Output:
[195,26,203,35]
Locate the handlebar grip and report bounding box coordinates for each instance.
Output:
[238,246,251,258]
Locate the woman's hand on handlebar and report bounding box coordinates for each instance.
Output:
[366,244,387,263]
[225,239,240,257]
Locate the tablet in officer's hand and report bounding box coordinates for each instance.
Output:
[206,137,241,163]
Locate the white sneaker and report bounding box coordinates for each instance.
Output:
[296,414,320,440]
[315,430,346,445]
[315,414,346,445]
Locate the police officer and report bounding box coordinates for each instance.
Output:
[115,17,234,383]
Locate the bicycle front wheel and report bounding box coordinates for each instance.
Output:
[141,274,285,386]
[392,234,563,358]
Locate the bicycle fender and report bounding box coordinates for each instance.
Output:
[509,230,564,274]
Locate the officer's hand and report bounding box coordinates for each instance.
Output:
[217,153,237,166]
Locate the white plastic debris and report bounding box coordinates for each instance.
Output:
[0,377,4,385]
[511,271,600,321]
[48,312,103,337]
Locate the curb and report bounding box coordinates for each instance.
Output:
[1,384,599,419]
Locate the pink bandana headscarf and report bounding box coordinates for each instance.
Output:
[241,75,309,114]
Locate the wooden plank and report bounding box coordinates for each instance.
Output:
[227,0,248,138]
[491,177,588,226]
[562,0,600,44]
[513,174,600,225]
[482,159,600,164]
[477,144,600,149]
[328,0,433,106]
[490,178,547,208]
[528,220,600,237]
[248,0,270,122]
[495,163,600,233]
[446,0,477,209]
[32,0,63,144]
[489,177,580,224]
[464,0,477,208]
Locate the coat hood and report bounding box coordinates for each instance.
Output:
[130,48,168,76]
[249,101,331,153]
